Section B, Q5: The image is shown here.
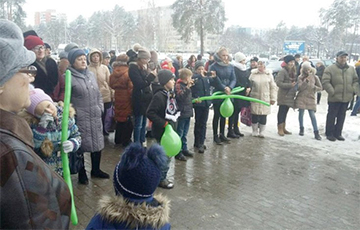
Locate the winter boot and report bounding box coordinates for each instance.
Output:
[233,126,244,137]
[219,133,231,143]
[252,123,259,137]
[299,127,304,136]
[277,123,284,136]
[213,134,223,145]
[91,152,110,179]
[78,167,88,185]
[314,130,322,140]
[227,129,240,138]
[283,123,292,135]
[258,124,266,138]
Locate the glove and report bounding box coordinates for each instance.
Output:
[39,112,54,128]
[62,140,74,153]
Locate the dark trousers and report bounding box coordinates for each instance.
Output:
[194,107,209,147]
[102,102,112,134]
[228,101,242,131]
[252,114,267,125]
[114,120,133,145]
[277,105,290,124]
[317,92,321,104]
[212,101,226,135]
[325,102,348,137]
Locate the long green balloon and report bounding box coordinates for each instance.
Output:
[61,70,78,225]
[192,94,270,106]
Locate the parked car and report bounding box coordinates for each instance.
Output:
[266,60,283,78]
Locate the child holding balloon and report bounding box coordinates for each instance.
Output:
[19,88,81,176]
[147,69,180,189]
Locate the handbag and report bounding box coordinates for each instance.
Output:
[240,106,252,127]
[104,105,115,133]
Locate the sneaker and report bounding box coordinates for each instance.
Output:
[219,134,231,143]
[326,136,336,142]
[335,135,345,141]
[91,170,110,179]
[213,135,223,145]
[198,145,205,154]
[175,152,187,161]
[182,150,194,157]
[158,179,174,189]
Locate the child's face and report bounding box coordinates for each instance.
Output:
[182,75,192,83]
[35,101,57,118]
[196,66,205,76]
[164,78,175,91]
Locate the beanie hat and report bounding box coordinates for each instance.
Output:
[102,51,110,59]
[68,48,86,65]
[133,43,142,52]
[26,88,53,116]
[195,60,204,70]
[113,143,167,199]
[59,51,68,60]
[250,57,259,62]
[64,43,79,53]
[234,52,246,63]
[158,69,175,86]
[44,43,51,50]
[284,55,295,64]
[0,19,36,86]
[137,48,151,60]
[24,35,44,50]
[23,30,38,38]
[301,61,312,70]
[109,50,116,55]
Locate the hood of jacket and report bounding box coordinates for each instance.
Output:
[96,194,170,229]
[251,68,273,75]
[88,48,103,67]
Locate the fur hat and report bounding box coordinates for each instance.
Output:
[137,48,151,60]
[195,60,204,70]
[24,35,44,50]
[112,54,129,67]
[113,143,167,199]
[284,55,295,64]
[68,48,86,65]
[234,52,246,63]
[26,88,53,116]
[158,69,175,86]
[0,20,36,86]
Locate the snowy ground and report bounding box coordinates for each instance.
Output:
[213,91,359,160]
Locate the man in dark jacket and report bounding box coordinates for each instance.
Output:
[322,51,359,141]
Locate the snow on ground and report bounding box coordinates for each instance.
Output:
[237,91,360,160]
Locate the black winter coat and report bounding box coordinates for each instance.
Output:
[234,66,251,107]
[128,62,155,116]
[191,74,212,108]
[32,57,59,97]
[175,79,193,118]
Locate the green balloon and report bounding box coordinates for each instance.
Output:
[160,124,182,157]
[220,98,234,117]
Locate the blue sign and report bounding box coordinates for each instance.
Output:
[283,41,305,54]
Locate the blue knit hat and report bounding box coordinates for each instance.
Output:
[68,48,86,65]
[113,143,167,199]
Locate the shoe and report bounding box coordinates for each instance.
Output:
[78,168,89,185]
[213,135,223,145]
[335,135,345,141]
[219,134,230,143]
[175,152,187,161]
[227,130,240,139]
[103,131,109,136]
[283,123,292,135]
[299,127,304,136]
[203,144,207,149]
[314,131,321,140]
[277,123,284,136]
[234,127,244,137]
[182,150,194,157]
[122,140,132,147]
[198,145,205,153]
[326,136,336,142]
[158,179,174,189]
[91,169,110,179]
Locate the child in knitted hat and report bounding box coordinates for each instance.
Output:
[147,69,179,189]
[86,143,171,230]
[19,88,81,176]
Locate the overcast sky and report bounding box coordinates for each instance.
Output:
[23,0,333,29]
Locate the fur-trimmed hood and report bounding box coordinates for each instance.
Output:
[96,194,170,229]
[251,68,273,75]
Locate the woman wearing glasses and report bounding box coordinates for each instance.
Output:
[24,35,59,100]
[0,20,71,229]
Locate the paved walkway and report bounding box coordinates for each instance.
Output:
[70,131,360,229]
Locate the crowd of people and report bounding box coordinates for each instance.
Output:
[1,19,359,229]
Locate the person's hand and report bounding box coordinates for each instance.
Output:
[210,71,216,78]
[39,112,54,128]
[291,82,296,87]
[224,87,231,95]
[62,140,74,153]
[187,79,195,88]
[270,100,275,105]
[246,87,251,96]
[194,98,202,103]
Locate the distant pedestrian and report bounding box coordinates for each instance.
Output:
[315,61,325,104]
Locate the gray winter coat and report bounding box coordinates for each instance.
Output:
[322,62,359,103]
[69,66,104,152]
[295,71,322,111]
[275,67,297,108]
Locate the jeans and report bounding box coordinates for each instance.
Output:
[351,96,360,115]
[160,157,171,181]
[277,105,290,124]
[298,109,318,131]
[133,115,147,143]
[325,102,348,137]
[194,107,209,147]
[212,101,226,135]
[177,117,190,151]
